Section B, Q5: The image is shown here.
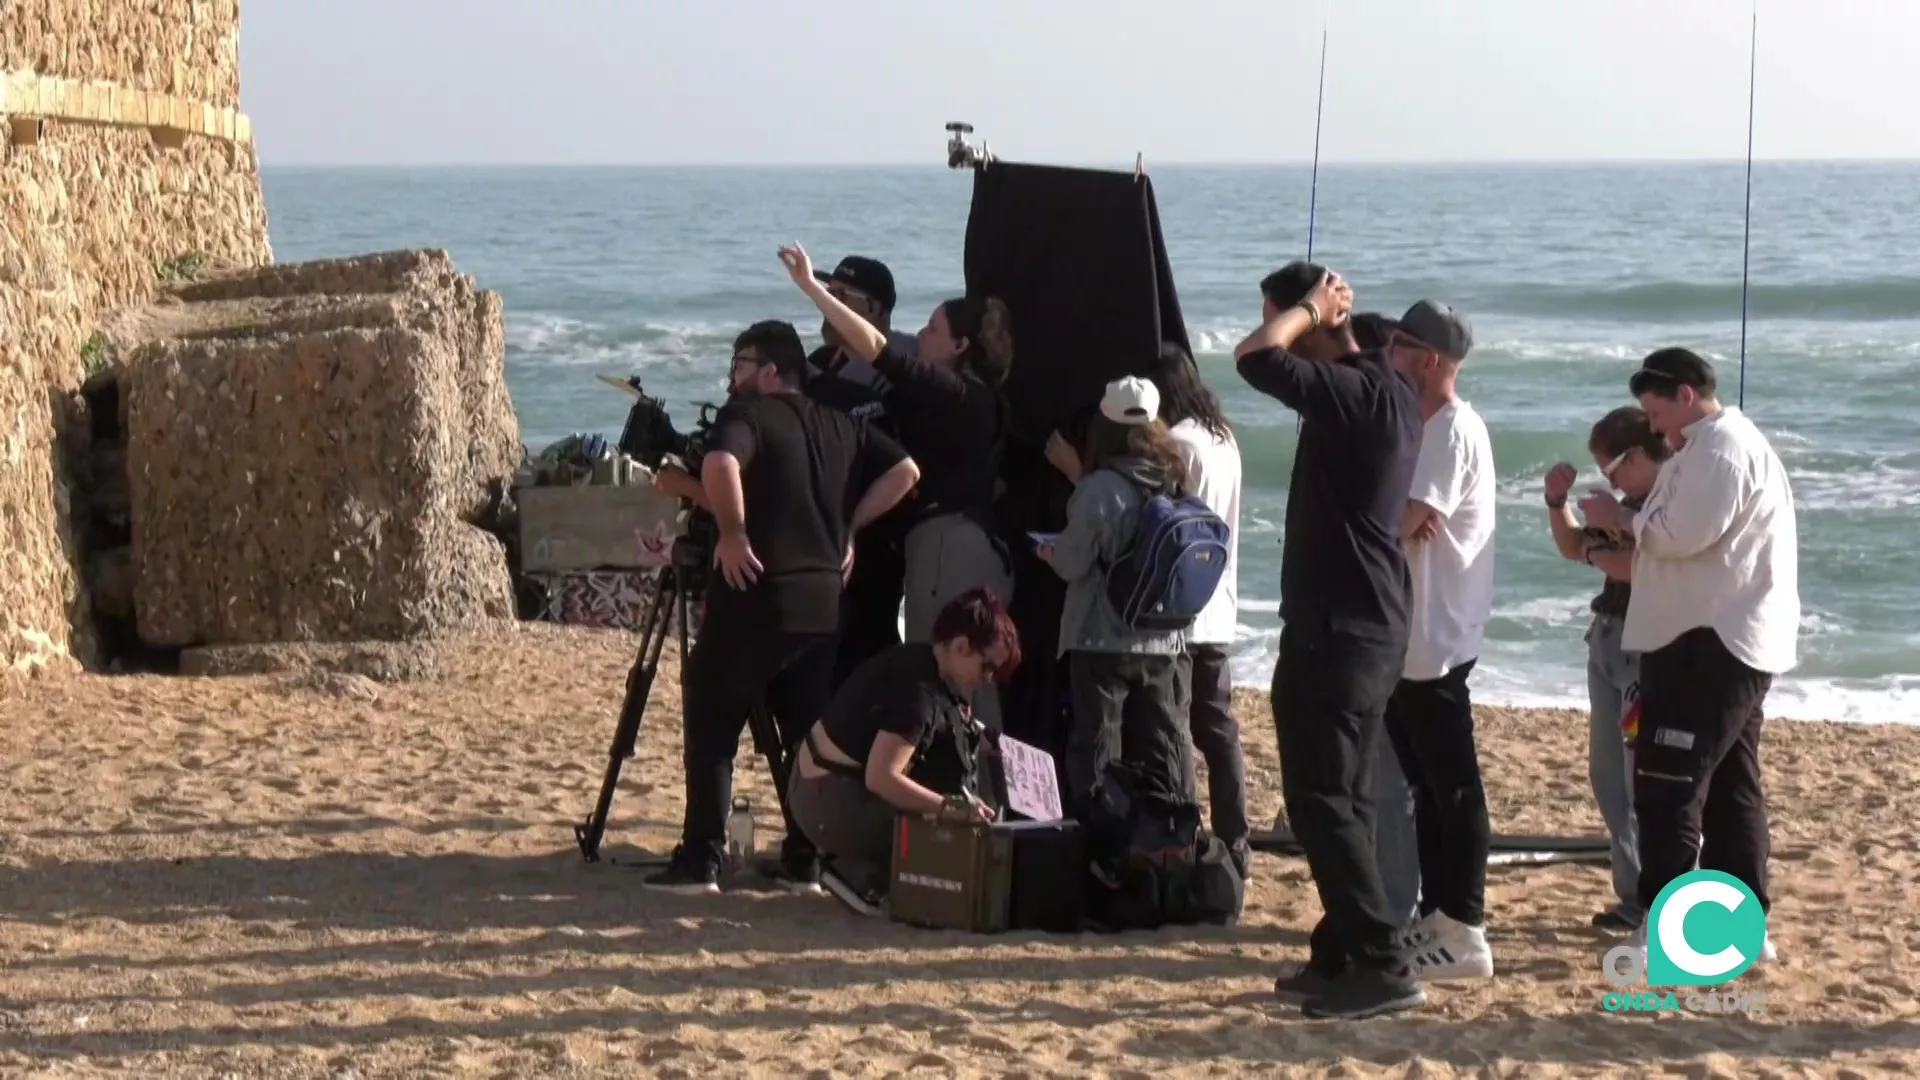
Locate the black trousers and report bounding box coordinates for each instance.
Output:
[831,522,905,692]
[679,620,836,868]
[1382,658,1489,926]
[1271,623,1408,974]
[1065,650,1197,811]
[1632,626,1774,914]
[1182,644,1249,846]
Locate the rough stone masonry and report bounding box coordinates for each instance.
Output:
[121,250,522,647]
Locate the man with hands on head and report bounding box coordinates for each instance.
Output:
[1232,264,1427,1020]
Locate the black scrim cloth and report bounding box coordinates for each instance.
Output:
[961,160,1192,766]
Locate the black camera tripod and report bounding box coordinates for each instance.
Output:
[573,532,794,865]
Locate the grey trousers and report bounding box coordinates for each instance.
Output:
[787,759,897,895]
[904,512,1014,731]
[1586,613,1644,923]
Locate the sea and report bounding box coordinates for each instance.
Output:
[258,162,1920,725]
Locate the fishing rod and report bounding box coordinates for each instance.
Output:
[1736,2,1757,407]
[1305,0,1332,260]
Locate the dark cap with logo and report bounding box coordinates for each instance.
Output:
[1393,299,1474,360]
[815,255,897,311]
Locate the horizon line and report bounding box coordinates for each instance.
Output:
[253,155,1920,171]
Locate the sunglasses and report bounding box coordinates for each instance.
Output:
[1600,448,1638,479]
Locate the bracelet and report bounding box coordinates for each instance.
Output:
[1296,300,1322,329]
[1545,496,1566,509]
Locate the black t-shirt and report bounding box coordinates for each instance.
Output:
[701,391,909,633]
[818,642,968,768]
[803,345,895,433]
[1237,345,1423,643]
[870,344,1006,519]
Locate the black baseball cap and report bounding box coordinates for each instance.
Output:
[1629,347,1717,397]
[814,255,897,311]
[1349,311,1396,351]
[1390,299,1474,360]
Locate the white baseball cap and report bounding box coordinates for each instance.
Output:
[1099,376,1160,426]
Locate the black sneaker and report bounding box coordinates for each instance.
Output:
[1591,908,1641,932]
[1300,966,1426,1020]
[774,853,824,896]
[642,848,720,896]
[756,850,824,896]
[1273,960,1343,1003]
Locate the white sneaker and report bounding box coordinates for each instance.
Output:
[1757,935,1777,964]
[1409,912,1494,981]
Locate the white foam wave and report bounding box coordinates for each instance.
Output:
[1225,637,1920,725]
[1492,594,1594,627]
[506,313,734,370]
[1787,467,1920,512]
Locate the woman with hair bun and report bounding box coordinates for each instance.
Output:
[782,243,1017,729]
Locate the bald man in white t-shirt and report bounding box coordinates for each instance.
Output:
[1379,301,1498,984]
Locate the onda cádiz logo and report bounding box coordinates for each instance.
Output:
[1599,869,1769,1015]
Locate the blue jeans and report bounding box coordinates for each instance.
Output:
[1586,613,1643,923]
[1373,733,1421,927]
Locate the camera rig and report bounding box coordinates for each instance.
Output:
[575,379,790,865]
[946,121,993,171]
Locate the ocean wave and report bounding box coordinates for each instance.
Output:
[1474,279,1920,324]
[1223,633,1919,724]
[506,312,739,371]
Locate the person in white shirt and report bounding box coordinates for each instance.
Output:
[1381,300,1498,982]
[1144,344,1249,881]
[1578,347,1798,943]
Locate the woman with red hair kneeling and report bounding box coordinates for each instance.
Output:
[789,587,1020,911]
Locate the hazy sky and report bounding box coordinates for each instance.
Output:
[240,0,1919,166]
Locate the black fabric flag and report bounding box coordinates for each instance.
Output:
[962,160,1192,764]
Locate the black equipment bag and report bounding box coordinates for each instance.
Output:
[1079,762,1244,932]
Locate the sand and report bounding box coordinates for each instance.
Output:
[2,620,1916,1079]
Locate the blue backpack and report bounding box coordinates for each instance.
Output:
[1103,483,1231,633]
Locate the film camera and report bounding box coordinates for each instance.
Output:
[611,377,722,569]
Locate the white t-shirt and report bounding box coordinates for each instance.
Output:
[1167,418,1242,647]
[1403,399,1497,681]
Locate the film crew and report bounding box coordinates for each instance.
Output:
[1577,348,1797,963]
[788,587,1022,912]
[781,243,1017,732]
[1378,302,1497,982]
[1232,264,1425,1019]
[1038,377,1200,813]
[1142,344,1250,880]
[801,254,921,692]
[644,320,921,897]
[1542,406,1672,933]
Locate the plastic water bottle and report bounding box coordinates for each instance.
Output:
[726,797,755,866]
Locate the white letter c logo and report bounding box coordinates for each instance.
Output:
[1656,879,1749,979]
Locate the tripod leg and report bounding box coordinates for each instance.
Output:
[575,570,677,862]
[747,702,792,810]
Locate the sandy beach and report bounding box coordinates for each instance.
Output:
[2,620,1916,1078]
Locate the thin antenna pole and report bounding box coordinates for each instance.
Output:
[1306,0,1331,260]
[1737,3,1757,407]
